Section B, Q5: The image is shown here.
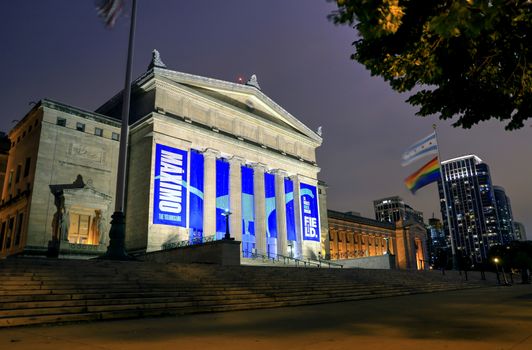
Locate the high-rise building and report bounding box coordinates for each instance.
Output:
[513,222,527,241]
[373,196,424,225]
[439,155,500,264]
[493,185,515,244]
[426,217,449,266]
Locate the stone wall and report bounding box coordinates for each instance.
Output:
[140,239,241,265]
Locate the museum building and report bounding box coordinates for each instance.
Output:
[0,50,326,261]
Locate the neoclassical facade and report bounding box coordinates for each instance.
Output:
[0,51,327,261]
[328,210,429,270]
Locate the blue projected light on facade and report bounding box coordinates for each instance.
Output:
[264,172,277,258]
[189,150,204,243]
[284,178,296,242]
[215,159,229,239]
[241,166,255,256]
[300,182,320,242]
[153,144,188,227]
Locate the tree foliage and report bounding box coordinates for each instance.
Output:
[331,0,532,129]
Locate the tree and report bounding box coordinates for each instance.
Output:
[330,0,532,129]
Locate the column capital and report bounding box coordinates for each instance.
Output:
[203,148,220,158]
[251,162,268,172]
[229,155,246,164]
[271,169,288,177]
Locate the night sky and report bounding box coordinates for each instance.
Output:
[1,1,530,233]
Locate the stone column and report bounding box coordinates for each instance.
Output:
[229,156,244,247]
[272,169,288,257]
[253,163,267,255]
[291,175,303,259]
[203,149,219,237]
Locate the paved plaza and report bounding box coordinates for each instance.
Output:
[0,283,531,350]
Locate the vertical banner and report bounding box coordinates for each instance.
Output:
[265,172,277,258]
[153,144,188,227]
[241,165,255,256]
[189,150,204,243]
[215,158,229,239]
[300,182,320,242]
[284,178,296,242]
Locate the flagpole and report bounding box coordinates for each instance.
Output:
[432,124,457,269]
[103,0,137,260]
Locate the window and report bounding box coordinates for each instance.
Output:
[76,122,85,132]
[112,132,120,141]
[14,213,24,246]
[0,221,6,251]
[68,213,91,244]
[57,117,66,127]
[15,164,21,184]
[94,127,103,137]
[23,157,31,178]
[6,217,14,249]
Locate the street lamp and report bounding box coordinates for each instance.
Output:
[221,210,232,240]
[493,257,501,285]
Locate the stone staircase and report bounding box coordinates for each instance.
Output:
[0,257,493,328]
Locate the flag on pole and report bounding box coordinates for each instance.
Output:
[404,156,440,194]
[96,0,124,28]
[401,132,438,166]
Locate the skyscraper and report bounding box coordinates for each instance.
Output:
[439,155,500,264]
[373,196,424,225]
[513,222,527,241]
[493,186,515,244]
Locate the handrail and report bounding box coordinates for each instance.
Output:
[242,250,342,268]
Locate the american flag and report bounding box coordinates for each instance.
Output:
[96,0,124,27]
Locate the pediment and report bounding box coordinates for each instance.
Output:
[150,67,322,144]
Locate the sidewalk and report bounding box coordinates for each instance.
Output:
[1,284,531,350]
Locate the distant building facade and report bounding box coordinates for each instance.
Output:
[426,217,449,267]
[0,132,9,196]
[493,185,515,244]
[328,210,428,270]
[373,196,424,225]
[513,222,527,241]
[439,155,501,264]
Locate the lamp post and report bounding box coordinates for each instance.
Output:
[221,210,232,240]
[494,257,501,285]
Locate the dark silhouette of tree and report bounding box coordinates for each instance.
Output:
[330,0,532,129]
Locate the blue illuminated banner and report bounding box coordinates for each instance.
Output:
[284,178,296,241]
[215,159,229,238]
[264,173,277,238]
[189,150,204,242]
[153,144,188,227]
[300,182,320,241]
[241,165,255,256]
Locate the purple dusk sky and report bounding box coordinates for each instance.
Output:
[1,1,530,233]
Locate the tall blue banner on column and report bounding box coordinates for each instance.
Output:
[189,150,204,243]
[265,173,277,258]
[300,182,320,242]
[264,173,277,238]
[284,178,296,241]
[215,158,229,238]
[153,144,188,227]
[241,165,255,256]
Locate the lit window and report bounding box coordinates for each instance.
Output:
[68,213,91,244]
